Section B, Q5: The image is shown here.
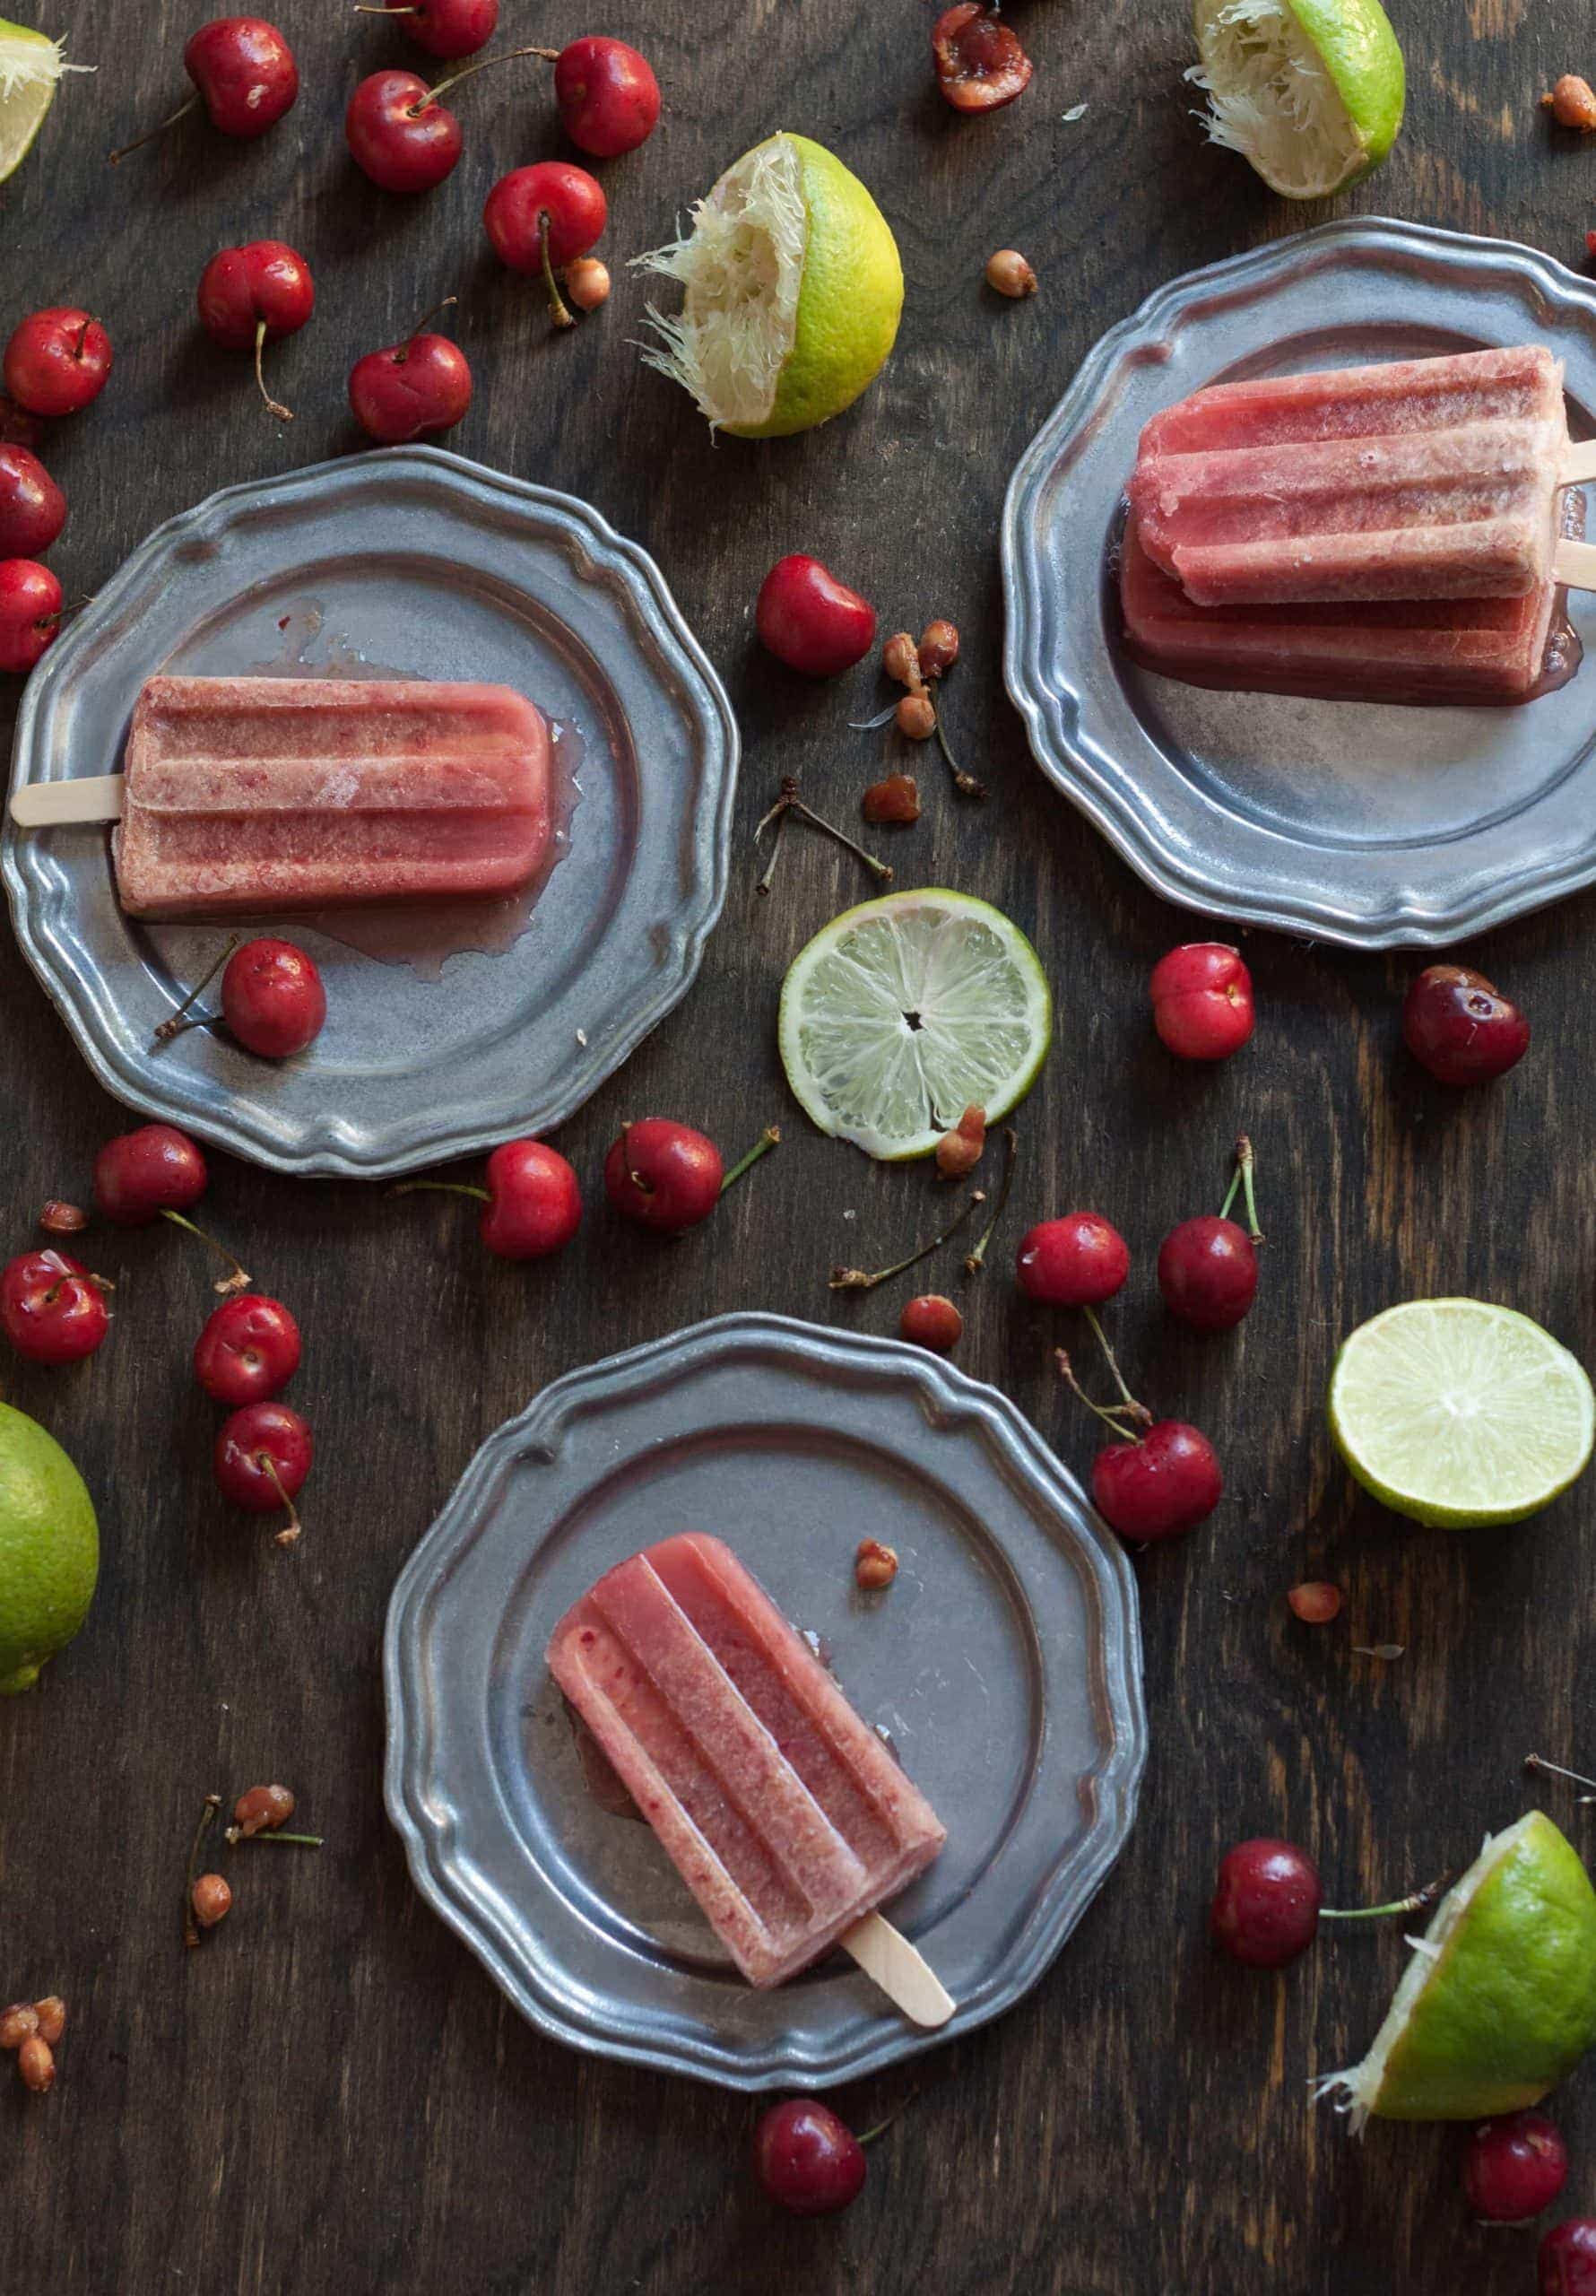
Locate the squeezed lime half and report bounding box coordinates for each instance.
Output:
[0,19,89,182]
[1188,0,1405,198]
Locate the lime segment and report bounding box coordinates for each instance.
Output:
[0,20,87,182]
[1328,1299,1593,1526]
[0,1401,99,1694]
[636,131,903,438]
[1319,1813,1596,2126]
[1188,0,1405,199]
[778,889,1051,1160]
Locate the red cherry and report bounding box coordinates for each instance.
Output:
[3,310,112,419]
[0,558,62,674]
[1542,2222,1596,2293]
[93,1124,208,1225]
[196,241,314,422]
[349,318,472,442]
[0,445,65,558]
[900,1293,963,1352]
[214,1401,312,1526]
[603,1119,723,1233]
[552,37,661,159]
[1210,1839,1322,1968]
[0,1250,109,1365]
[484,163,607,328]
[932,3,1034,111]
[1463,2111,1567,2224]
[221,937,326,1058]
[346,68,462,194]
[360,0,499,59]
[1149,943,1254,1061]
[1092,1420,1222,1541]
[751,2100,866,2216]
[184,16,298,135]
[479,1141,583,1258]
[1402,963,1530,1086]
[755,556,877,678]
[1158,1215,1257,1332]
[1015,1213,1129,1307]
[194,1294,301,1405]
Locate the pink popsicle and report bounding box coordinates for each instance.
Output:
[547,1533,947,1988]
[1128,346,1569,607]
[1118,510,1564,707]
[113,676,551,919]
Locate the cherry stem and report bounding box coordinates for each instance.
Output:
[1321,1871,1454,1922]
[108,94,197,167]
[964,1125,1018,1272]
[252,319,293,423]
[1082,1305,1138,1412]
[754,804,789,896]
[72,317,91,361]
[404,293,458,344]
[224,1826,323,1846]
[855,2085,920,2147]
[1054,1348,1152,1437]
[154,935,240,1044]
[932,705,986,801]
[830,1189,985,1292]
[719,1126,781,1195]
[262,1456,302,1547]
[1525,1752,1596,1803]
[538,212,575,330]
[414,44,558,114]
[1218,1134,1263,1241]
[183,1792,222,1950]
[160,1211,250,1294]
[755,778,891,885]
[391,1179,490,1205]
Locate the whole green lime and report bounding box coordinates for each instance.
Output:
[0,1401,99,1694]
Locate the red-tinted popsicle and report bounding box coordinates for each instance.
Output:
[547,1533,946,1988]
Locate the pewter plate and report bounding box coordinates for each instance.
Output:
[1002,218,1596,950]
[3,448,737,1176]
[383,1313,1147,2092]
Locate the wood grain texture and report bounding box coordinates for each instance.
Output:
[4,4,1596,2291]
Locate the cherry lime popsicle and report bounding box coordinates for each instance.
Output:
[111,676,550,918]
[548,1533,947,1990]
[1129,346,1575,607]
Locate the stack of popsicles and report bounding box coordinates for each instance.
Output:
[1120,345,1596,706]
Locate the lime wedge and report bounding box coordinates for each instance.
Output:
[1328,1299,1593,1527]
[0,20,88,182]
[1318,1813,1596,2126]
[636,131,903,438]
[777,889,1051,1160]
[1188,0,1404,199]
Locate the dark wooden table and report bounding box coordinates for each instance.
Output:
[5,4,1596,2290]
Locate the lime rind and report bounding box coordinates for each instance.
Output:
[0,1400,99,1695]
[636,130,903,439]
[1188,0,1404,199]
[1317,1813,1596,2127]
[1328,1299,1594,1528]
[0,21,91,182]
[778,888,1051,1160]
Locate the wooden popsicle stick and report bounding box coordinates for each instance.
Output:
[1560,439,1596,488]
[841,1912,955,2028]
[1553,537,1596,591]
[8,775,126,827]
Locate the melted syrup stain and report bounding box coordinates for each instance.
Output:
[239,601,583,981]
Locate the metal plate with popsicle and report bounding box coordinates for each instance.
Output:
[1003,217,1596,950]
[3,448,738,1177]
[383,1315,1148,2092]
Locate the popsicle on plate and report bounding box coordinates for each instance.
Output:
[547,1532,947,1990]
[1117,510,1573,708]
[111,676,551,919]
[1129,346,1574,607]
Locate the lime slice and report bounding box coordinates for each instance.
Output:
[1328,1298,1593,1527]
[0,20,88,182]
[636,130,903,439]
[1318,1813,1596,2126]
[0,1401,99,1695]
[1188,0,1404,199]
[777,889,1051,1160]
